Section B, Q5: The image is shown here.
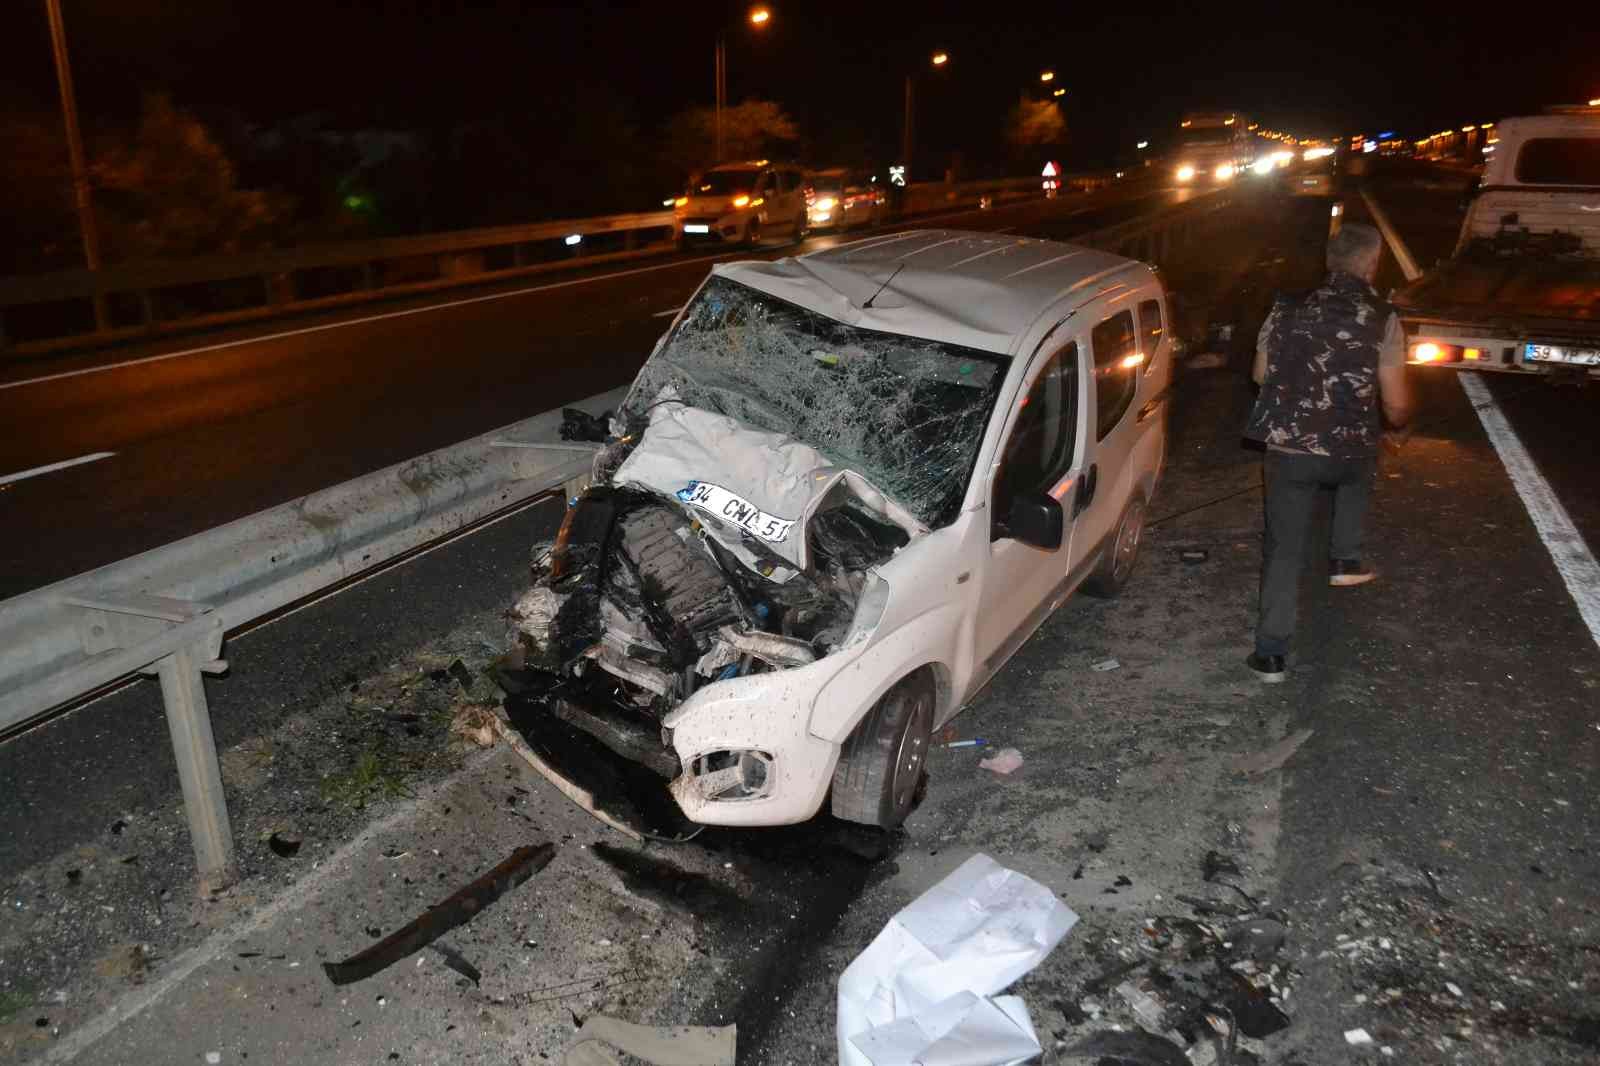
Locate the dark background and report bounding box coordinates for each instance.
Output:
[1,1,1595,260]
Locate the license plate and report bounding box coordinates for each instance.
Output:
[1525,342,1600,366]
[675,481,795,543]
[683,224,710,234]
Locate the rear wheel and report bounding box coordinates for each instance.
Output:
[1083,494,1147,599]
[831,670,935,827]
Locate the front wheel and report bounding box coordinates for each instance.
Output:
[744,219,762,248]
[1083,494,1147,599]
[830,670,935,827]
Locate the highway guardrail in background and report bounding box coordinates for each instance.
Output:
[0,386,625,890]
[0,174,1118,356]
[0,187,1236,891]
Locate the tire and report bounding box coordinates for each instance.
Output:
[794,213,810,244]
[830,670,935,827]
[744,219,762,248]
[1083,494,1147,599]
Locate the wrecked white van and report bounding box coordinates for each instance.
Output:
[503,229,1171,833]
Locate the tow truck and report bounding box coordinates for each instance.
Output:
[1392,108,1600,379]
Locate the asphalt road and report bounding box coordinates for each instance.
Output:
[5,171,1597,1063]
[0,178,1186,599]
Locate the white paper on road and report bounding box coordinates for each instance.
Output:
[837,853,1078,1066]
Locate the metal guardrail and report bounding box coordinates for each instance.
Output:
[0,186,1237,891]
[0,174,1118,356]
[0,386,624,889]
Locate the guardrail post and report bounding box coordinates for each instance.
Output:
[155,643,236,892]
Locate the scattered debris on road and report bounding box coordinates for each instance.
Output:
[322,842,556,986]
[838,854,1078,1066]
[560,407,613,443]
[1233,728,1314,777]
[561,1016,735,1066]
[1092,657,1122,672]
[978,747,1025,775]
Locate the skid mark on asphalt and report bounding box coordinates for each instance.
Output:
[0,451,115,487]
[1459,372,1600,651]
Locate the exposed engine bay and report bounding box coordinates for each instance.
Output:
[501,401,912,820]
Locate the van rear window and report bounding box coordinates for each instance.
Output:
[1514,138,1600,186]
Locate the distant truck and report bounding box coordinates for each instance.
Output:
[1392,109,1600,378]
[1171,112,1253,185]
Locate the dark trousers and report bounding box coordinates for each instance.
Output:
[1256,450,1377,657]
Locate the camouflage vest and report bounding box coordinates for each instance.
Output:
[1244,273,1388,458]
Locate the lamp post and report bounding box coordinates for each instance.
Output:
[715,6,771,163]
[902,51,950,182]
[44,0,106,328]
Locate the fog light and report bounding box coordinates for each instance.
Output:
[690,750,774,802]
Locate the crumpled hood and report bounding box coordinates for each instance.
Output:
[611,401,927,575]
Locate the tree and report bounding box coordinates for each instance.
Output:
[659,100,800,181]
[0,113,77,273]
[92,93,294,261]
[1004,99,1067,158]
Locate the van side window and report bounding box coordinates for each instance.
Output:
[994,343,1078,523]
[1091,311,1139,440]
[1137,298,1164,374]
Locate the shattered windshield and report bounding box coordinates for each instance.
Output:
[624,275,1007,528]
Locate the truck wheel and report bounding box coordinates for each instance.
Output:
[830,670,935,827]
[1083,494,1146,599]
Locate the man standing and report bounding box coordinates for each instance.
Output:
[1243,223,1413,682]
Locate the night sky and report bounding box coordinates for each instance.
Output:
[4,1,1597,167]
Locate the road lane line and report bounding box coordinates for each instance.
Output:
[1458,373,1600,651]
[0,451,115,487]
[1365,184,1600,651]
[652,306,683,317]
[1,187,1162,395]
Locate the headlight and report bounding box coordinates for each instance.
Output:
[732,195,750,208]
[1176,165,1196,182]
[814,196,836,211]
[1215,164,1236,181]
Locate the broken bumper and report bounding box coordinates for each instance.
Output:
[662,656,847,826]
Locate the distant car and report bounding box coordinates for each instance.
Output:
[807,168,885,231]
[503,231,1172,833]
[674,161,810,247]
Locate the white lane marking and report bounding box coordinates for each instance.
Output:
[39,754,492,1064]
[1459,372,1600,651]
[652,306,683,317]
[0,451,115,487]
[1365,184,1600,651]
[1,187,1148,395]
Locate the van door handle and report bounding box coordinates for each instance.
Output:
[1074,464,1098,517]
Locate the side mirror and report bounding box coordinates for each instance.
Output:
[999,492,1065,551]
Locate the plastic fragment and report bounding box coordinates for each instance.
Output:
[1092,658,1122,672]
[1344,1028,1374,1046]
[979,747,1025,775]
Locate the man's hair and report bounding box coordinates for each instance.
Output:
[1326,223,1383,281]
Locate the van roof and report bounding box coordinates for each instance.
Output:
[713,230,1151,355]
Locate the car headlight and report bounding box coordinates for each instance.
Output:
[1215,164,1236,181]
[814,196,836,211]
[1176,165,1196,182]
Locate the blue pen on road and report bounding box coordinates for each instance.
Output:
[944,738,987,748]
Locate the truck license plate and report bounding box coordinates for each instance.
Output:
[1525,342,1600,366]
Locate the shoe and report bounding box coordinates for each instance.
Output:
[1247,652,1286,683]
[1329,559,1377,587]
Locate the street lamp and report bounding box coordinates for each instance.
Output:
[715,6,772,162]
[1052,87,1065,97]
[902,51,950,183]
[1039,70,1055,82]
